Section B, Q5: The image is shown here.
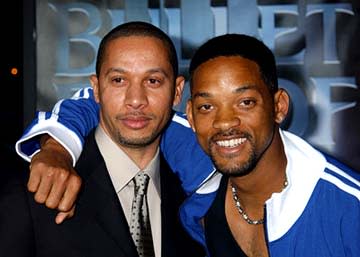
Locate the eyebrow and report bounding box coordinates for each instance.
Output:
[104,67,171,79]
[192,92,211,99]
[104,67,125,77]
[147,68,171,79]
[192,84,257,99]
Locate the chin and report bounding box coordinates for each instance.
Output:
[211,155,257,177]
[215,164,252,177]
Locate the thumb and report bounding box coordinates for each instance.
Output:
[55,206,75,224]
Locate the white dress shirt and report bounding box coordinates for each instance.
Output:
[95,126,162,257]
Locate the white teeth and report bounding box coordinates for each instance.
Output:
[216,138,246,148]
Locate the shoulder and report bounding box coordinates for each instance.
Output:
[158,153,185,197]
[75,129,102,175]
[320,153,360,201]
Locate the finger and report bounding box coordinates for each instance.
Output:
[58,175,82,212]
[55,206,75,225]
[33,169,55,204]
[27,164,41,193]
[45,171,68,209]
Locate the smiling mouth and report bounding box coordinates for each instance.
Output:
[215,137,247,148]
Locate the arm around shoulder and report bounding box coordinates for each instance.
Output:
[15,87,100,166]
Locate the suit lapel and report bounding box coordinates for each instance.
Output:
[75,131,138,257]
[159,154,205,257]
[159,155,186,256]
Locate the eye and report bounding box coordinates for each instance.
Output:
[149,78,160,84]
[146,77,162,87]
[112,77,126,85]
[198,104,213,113]
[239,99,256,108]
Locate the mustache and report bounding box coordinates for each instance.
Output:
[210,128,252,142]
[115,112,155,120]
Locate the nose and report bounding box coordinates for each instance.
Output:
[124,83,148,109]
[213,107,240,131]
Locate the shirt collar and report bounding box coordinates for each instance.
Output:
[95,125,160,194]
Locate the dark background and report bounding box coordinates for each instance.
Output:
[1,0,24,170]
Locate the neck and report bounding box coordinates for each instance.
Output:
[229,131,287,208]
[99,123,160,170]
[119,141,159,170]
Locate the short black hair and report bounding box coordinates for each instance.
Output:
[96,21,178,78]
[189,34,278,95]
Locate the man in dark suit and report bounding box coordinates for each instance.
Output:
[0,21,204,257]
[0,130,202,257]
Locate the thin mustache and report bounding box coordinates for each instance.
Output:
[210,129,251,142]
[115,112,155,120]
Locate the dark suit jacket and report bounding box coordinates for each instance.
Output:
[0,131,204,257]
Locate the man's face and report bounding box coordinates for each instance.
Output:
[91,36,184,149]
[186,56,278,176]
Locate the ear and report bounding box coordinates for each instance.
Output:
[89,74,100,103]
[274,88,290,124]
[172,76,185,106]
[185,99,196,133]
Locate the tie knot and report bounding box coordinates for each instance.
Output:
[134,172,150,196]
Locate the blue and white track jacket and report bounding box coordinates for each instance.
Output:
[181,130,360,256]
[15,87,360,256]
